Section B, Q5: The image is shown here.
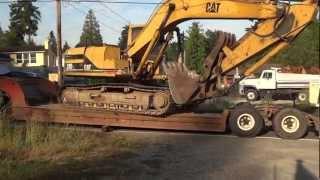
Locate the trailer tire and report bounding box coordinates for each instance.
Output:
[273,108,308,139]
[229,107,265,137]
[246,89,259,101]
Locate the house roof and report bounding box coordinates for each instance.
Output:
[0,45,46,53]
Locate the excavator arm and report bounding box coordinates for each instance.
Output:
[126,0,317,104]
[128,0,284,77]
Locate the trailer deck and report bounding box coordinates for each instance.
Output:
[11,104,229,132]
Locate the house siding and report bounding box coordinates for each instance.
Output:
[4,51,56,68]
[35,52,45,66]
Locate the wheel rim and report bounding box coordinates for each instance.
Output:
[247,92,256,100]
[281,115,300,133]
[237,113,256,131]
[298,93,306,101]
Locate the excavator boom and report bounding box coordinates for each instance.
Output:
[127,0,316,79]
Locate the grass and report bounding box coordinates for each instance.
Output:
[0,113,139,180]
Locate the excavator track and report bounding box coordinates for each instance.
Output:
[61,83,175,116]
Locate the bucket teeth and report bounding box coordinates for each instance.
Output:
[163,61,200,105]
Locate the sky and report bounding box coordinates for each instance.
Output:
[0,0,252,47]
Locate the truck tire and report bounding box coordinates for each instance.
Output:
[273,108,308,139]
[229,107,265,137]
[246,89,259,101]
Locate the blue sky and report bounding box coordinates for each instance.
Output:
[0,0,252,47]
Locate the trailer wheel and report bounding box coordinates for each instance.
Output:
[273,108,308,139]
[229,107,265,137]
[246,89,259,101]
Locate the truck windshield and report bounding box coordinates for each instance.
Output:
[262,72,272,79]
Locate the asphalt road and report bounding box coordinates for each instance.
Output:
[52,129,319,180]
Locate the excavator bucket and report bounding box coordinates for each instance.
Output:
[163,31,236,105]
[163,61,200,104]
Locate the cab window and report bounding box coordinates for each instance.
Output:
[262,72,272,79]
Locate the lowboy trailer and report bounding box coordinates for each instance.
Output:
[0,76,319,139]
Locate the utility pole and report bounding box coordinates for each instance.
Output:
[56,0,63,86]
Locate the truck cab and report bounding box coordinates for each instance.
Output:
[257,70,277,90]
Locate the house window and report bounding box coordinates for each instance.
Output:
[30,53,36,63]
[16,53,22,63]
[15,52,37,64]
[23,53,29,63]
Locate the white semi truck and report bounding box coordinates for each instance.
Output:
[239,68,320,101]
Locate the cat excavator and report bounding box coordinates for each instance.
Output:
[1,0,317,118]
[60,0,318,116]
[0,0,318,139]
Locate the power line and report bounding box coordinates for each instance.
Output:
[68,2,120,34]
[98,1,130,24]
[65,0,163,5]
[0,0,163,5]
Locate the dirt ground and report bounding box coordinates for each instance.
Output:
[37,130,319,180]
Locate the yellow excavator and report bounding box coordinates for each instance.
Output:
[61,0,318,116]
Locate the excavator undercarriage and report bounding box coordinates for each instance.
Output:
[61,83,173,116]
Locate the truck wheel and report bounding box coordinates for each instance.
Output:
[273,108,308,139]
[246,89,259,101]
[297,92,308,102]
[229,107,265,137]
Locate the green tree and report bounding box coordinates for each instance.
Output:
[271,21,319,67]
[205,30,218,53]
[0,26,3,36]
[165,42,180,62]
[185,22,207,74]
[62,41,70,53]
[1,31,26,48]
[9,0,41,44]
[48,31,57,55]
[118,25,129,51]
[77,9,103,47]
[0,26,4,49]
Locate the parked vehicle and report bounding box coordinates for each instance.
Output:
[239,68,320,101]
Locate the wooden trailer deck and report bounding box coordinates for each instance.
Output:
[11,104,229,132]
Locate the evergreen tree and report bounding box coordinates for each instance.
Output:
[0,26,4,49]
[166,42,180,62]
[8,0,41,44]
[271,21,319,67]
[118,25,129,51]
[205,30,218,53]
[77,10,103,47]
[2,31,26,48]
[185,22,207,74]
[62,41,70,53]
[48,31,57,55]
